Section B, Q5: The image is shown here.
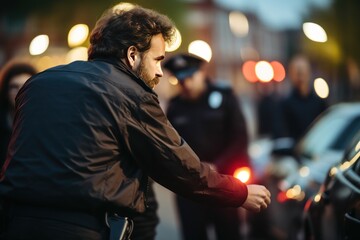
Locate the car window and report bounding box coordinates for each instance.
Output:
[300,112,350,156]
[331,116,360,150]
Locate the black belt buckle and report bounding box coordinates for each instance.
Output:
[105,212,133,240]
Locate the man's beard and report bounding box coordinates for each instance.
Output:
[135,61,160,89]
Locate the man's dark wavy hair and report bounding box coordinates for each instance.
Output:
[88,5,176,60]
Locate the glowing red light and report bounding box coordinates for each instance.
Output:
[277,191,288,203]
[270,61,286,82]
[242,61,258,83]
[233,167,251,183]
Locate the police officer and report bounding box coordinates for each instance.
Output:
[164,53,250,240]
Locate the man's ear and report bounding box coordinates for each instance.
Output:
[127,46,138,69]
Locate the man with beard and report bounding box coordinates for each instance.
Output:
[0,4,271,240]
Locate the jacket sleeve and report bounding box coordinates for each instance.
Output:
[122,94,248,207]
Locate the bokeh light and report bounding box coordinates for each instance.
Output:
[285,185,305,201]
[112,2,135,11]
[233,167,251,183]
[68,24,89,48]
[270,61,286,82]
[314,194,321,203]
[299,166,310,177]
[66,47,88,63]
[168,76,179,86]
[303,22,327,43]
[188,40,212,62]
[165,28,182,52]
[229,11,249,37]
[314,77,329,98]
[255,61,274,82]
[29,35,49,55]
[242,61,258,82]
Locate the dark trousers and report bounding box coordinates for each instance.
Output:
[1,204,109,240]
[0,185,159,240]
[176,196,241,240]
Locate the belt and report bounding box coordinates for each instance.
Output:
[6,203,106,231]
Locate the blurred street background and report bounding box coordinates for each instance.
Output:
[2,0,360,137]
[1,0,360,239]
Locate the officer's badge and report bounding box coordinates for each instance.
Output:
[208,91,222,109]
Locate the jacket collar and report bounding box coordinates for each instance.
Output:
[92,57,158,96]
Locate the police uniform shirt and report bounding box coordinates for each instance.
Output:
[166,82,249,175]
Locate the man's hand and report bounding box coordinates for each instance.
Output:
[241,184,271,212]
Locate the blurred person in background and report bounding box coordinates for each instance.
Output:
[337,57,360,102]
[273,54,328,154]
[0,60,37,168]
[0,5,270,240]
[164,53,250,240]
[255,82,282,140]
[263,54,329,239]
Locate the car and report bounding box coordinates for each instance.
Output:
[251,102,360,239]
[301,133,360,240]
[279,102,360,199]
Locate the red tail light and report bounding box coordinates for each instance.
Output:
[233,167,251,183]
